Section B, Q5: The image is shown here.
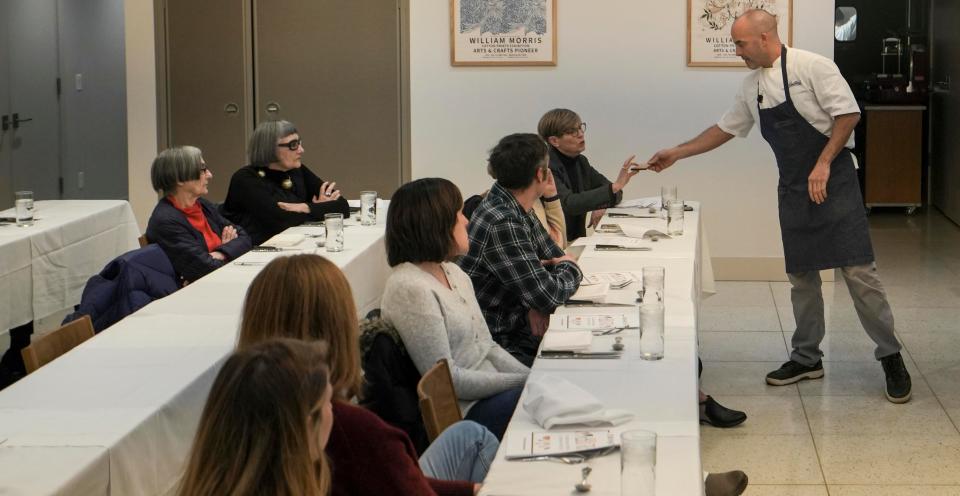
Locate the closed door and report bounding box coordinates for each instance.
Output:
[254,0,402,199]
[7,0,61,200]
[165,0,251,202]
[931,0,960,223]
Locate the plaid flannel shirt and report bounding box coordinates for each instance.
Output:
[458,183,582,343]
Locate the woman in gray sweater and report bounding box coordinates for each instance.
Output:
[381,178,529,440]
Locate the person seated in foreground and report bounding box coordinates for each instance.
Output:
[178,338,333,496]
[538,108,646,242]
[382,177,531,441]
[145,146,251,283]
[458,133,583,367]
[237,254,496,495]
[221,120,350,245]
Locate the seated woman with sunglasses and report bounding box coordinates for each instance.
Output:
[238,254,498,495]
[145,146,252,282]
[381,178,529,441]
[178,339,334,496]
[222,120,350,245]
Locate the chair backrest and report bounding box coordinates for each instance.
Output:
[417,359,462,442]
[137,235,149,248]
[21,315,95,373]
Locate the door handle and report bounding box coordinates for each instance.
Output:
[265,102,280,114]
[224,102,240,114]
[933,76,951,92]
[1,115,8,131]
[12,113,33,129]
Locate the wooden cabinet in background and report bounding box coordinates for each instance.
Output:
[863,105,925,212]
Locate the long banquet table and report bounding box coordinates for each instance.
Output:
[0,219,391,495]
[479,203,706,495]
[0,200,140,332]
[0,201,707,495]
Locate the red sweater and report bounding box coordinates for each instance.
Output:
[326,401,473,496]
[168,196,221,252]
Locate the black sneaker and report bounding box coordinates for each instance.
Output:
[700,396,747,428]
[765,360,824,386]
[880,352,912,404]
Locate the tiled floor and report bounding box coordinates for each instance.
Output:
[699,209,960,495]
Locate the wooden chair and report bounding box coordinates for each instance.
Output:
[21,315,95,374]
[417,359,462,442]
[137,235,149,248]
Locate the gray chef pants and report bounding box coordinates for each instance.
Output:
[787,263,901,366]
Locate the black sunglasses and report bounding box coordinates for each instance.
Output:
[277,139,302,151]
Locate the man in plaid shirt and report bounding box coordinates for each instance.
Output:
[459,133,583,366]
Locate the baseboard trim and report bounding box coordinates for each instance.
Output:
[712,257,835,282]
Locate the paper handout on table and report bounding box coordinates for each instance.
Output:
[262,233,305,247]
[582,272,635,288]
[505,429,617,459]
[619,224,671,240]
[540,330,593,352]
[616,196,661,209]
[549,313,629,331]
[570,235,648,248]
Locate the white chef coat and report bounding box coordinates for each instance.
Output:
[717,46,860,149]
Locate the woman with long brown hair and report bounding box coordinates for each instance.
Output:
[179,338,334,496]
[238,254,497,495]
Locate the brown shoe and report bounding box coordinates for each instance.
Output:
[705,470,748,496]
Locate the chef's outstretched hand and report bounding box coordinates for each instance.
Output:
[647,148,681,173]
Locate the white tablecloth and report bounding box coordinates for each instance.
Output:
[480,203,706,496]
[0,200,140,331]
[0,219,390,495]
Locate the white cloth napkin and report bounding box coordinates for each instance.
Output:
[522,375,635,429]
[262,233,305,247]
[540,331,593,352]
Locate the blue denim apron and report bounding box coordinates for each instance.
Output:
[758,46,874,274]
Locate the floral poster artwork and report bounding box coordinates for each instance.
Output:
[687,0,793,67]
[451,0,557,66]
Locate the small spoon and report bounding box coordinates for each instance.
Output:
[575,466,593,492]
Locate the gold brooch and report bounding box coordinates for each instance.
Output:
[257,169,266,178]
[281,177,293,190]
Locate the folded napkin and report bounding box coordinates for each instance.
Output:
[540,330,593,352]
[262,233,305,247]
[522,375,635,429]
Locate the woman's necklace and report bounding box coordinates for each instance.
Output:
[257,168,293,189]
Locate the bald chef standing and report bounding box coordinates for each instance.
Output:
[647,9,911,403]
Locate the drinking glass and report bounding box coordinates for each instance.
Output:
[15,191,34,227]
[641,266,665,303]
[621,429,657,495]
[638,300,665,361]
[360,191,377,226]
[324,213,344,252]
[660,186,677,210]
[667,200,684,236]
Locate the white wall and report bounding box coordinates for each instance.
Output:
[123,0,159,230]
[409,1,834,277]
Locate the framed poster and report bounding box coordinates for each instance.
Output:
[687,0,793,67]
[450,0,557,66]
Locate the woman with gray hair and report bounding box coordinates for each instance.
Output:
[145,146,252,282]
[222,120,350,245]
